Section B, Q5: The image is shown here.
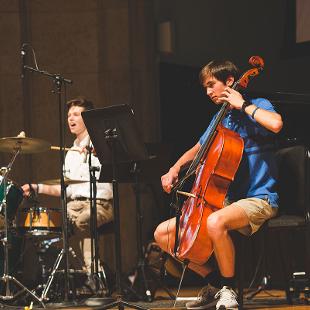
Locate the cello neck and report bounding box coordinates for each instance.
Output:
[189,102,230,173]
[172,102,230,192]
[187,77,241,175]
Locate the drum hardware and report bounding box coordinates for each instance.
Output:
[17,207,62,238]
[20,224,90,302]
[25,235,87,303]
[39,244,84,301]
[0,147,45,307]
[17,200,92,301]
[0,179,23,231]
[33,237,62,298]
[40,236,61,248]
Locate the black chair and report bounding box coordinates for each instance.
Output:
[237,144,310,308]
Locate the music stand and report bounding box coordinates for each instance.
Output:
[82,104,148,310]
[99,144,175,301]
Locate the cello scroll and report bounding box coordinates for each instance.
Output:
[237,56,264,89]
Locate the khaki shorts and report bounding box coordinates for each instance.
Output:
[225,197,278,236]
[67,199,113,231]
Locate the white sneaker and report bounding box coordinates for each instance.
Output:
[214,286,238,310]
[186,284,219,309]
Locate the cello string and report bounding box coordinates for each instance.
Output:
[166,218,172,253]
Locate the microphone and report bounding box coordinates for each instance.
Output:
[21,45,26,79]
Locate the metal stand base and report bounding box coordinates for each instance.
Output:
[40,247,107,302]
[87,270,108,297]
[246,275,270,300]
[96,297,147,310]
[129,257,175,301]
[0,275,45,308]
[145,265,175,300]
[40,248,64,301]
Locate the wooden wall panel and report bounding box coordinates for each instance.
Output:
[0,0,160,275]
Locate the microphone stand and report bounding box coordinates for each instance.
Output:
[23,64,73,302]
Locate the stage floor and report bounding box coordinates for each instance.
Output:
[2,287,308,309]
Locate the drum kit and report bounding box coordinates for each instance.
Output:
[0,133,87,307]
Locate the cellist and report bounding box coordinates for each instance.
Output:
[154,59,283,310]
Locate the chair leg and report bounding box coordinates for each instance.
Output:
[235,233,245,309]
[237,271,244,309]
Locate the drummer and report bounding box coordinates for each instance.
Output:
[22,96,113,275]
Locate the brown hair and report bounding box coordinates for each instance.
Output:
[66,96,94,111]
[199,60,239,85]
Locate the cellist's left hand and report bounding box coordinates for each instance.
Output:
[219,86,283,133]
[218,87,244,110]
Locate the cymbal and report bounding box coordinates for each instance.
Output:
[0,136,51,154]
[41,177,88,185]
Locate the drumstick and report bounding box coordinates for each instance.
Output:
[51,146,81,152]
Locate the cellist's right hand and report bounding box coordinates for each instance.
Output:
[161,167,179,193]
[161,142,200,193]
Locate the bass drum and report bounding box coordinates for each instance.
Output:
[0,177,23,230]
[16,207,62,237]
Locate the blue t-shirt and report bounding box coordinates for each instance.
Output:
[199,98,279,208]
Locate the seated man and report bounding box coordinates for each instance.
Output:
[154,59,283,310]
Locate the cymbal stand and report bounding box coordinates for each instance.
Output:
[0,148,45,307]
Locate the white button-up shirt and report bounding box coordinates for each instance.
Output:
[64,135,113,200]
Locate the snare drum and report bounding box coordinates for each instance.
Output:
[0,177,23,229]
[17,207,62,237]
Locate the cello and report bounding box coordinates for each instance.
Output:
[168,56,265,266]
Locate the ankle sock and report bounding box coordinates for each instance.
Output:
[203,270,221,288]
[221,276,235,288]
